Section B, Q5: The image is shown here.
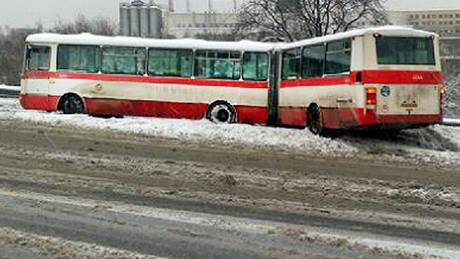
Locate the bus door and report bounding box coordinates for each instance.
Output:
[23,45,51,96]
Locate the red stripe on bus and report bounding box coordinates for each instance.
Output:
[280,76,351,88]
[320,108,442,129]
[19,94,268,125]
[358,70,443,85]
[23,71,268,89]
[85,98,208,119]
[276,106,441,129]
[19,94,58,112]
[280,70,443,88]
[278,107,307,126]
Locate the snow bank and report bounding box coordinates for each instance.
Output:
[0,98,356,157]
[1,97,459,166]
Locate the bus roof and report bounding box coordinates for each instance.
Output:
[278,26,438,50]
[25,33,276,52]
[26,26,437,53]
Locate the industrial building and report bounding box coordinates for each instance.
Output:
[119,0,163,38]
[390,9,460,37]
[119,0,239,39]
[163,12,238,39]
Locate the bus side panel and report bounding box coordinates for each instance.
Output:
[278,107,307,127]
[19,94,59,112]
[45,73,269,123]
[235,106,268,125]
[278,82,356,128]
[85,98,207,119]
[84,98,268,124]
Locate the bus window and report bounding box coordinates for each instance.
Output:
[194,50,241,80]
[148,49,193,77]
[282,48,301,80]
[58,45,100,73]
[325,40,351,75]
[242,52,268,81]
[376,37,435,65]
[102,47,146,75]
[26,46,50,71]
[301,44,325,78]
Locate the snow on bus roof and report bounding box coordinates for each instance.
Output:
[278,26,438,50]
[25,33,276,52]
[26,26,436,53]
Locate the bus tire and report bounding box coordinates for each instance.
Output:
[207,101,236,124]
[60,94,85,114]
[307,104,324,136]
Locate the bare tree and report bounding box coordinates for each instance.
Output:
[0,15,117,86]
[50,15,117,36]
[237,0,387,42]
[0,27,41,85]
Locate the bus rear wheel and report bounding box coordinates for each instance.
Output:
[207,102,236,124]
[308,105,324,135]
[60,95,85,114]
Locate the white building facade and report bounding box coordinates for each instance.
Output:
[163,12,239,39]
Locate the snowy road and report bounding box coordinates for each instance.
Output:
[1,97,460,258]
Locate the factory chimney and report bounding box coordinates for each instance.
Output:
[207,0,213,12]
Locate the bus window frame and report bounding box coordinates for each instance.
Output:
[147,47,194,78]
[375,36,436,66]
[101,45,147,76]
[300,44,326,79]
[281,47,302,81]
[242,51,270,82]
[25,45,52,72]
[193,49,243,81]
[57,44,101,74]
[323,39,352,77]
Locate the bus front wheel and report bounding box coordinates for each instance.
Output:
[60,94,85,114]
[207,102,236,124]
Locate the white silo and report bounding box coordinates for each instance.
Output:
[120,4,131,36]
[130,6,140,36]
[140,6,150,37]
[119,0,163,38]
[149,6,163,38]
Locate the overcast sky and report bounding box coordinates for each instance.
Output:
[1,0,460,28]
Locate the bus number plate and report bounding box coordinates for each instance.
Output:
[401,101,418,108]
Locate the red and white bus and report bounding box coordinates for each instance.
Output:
[20,26,444,134]
[274,26,444,134]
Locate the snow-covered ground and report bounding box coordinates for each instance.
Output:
[1,97,460,167]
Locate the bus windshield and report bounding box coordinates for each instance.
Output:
[376,36,435,65]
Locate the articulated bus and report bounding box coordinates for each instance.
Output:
[20,26,444,135]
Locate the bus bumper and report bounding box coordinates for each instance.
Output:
[19,94,58,112]
[323,108,442,129]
